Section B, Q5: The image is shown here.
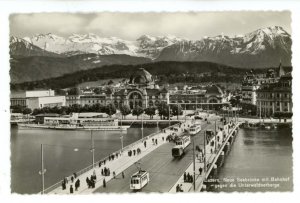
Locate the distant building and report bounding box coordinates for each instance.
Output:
[241,73,260,105]
[110,68,169,109]
[256,73,292,117]
[66,95,106,106]
[66,68,229,110]
[66,68,169,109]
[241,63,287,105]
[169,84,228,110]
[10,89,66,110]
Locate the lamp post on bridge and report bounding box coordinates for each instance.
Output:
[39,144,46,194]
[90,130,95,168]
[192,135,196,191]
[120,118,124,150]
[141,110,144,139]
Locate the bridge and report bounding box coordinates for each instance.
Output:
[42,113,240,194]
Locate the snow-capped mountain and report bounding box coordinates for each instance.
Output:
[23,33,137,56]
[10,36,60,57]
[136,35,184,58]
[156,26,291,67]
[21,33,184,59]
[11,26,291,68]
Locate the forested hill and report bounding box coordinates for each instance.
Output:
[10,61,270,91]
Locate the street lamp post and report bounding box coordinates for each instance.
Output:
[204,131,207,174]
[168,105,171,127]
[90,130,95,168]
[120,118,124,150]
[39,144,46,194]
[141,110,144,139]
[192,135,196,191]
[214,120,217,152]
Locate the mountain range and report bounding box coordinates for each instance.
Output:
[10,26,292,83]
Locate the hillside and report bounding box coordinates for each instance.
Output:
[10,54,151,83]
[11,61,251,91]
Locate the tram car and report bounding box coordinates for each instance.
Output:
[171,135,191,157]
[130,170,150,190]
[189,124,201,135]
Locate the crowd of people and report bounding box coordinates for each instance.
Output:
[176,184,184,192]
[101,167,111,176]
[183,172,193,183]
[127,148,141,156]
[61,173,81,194]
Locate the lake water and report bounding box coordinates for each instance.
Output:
[11,126,160,194]
[207,127,293,192]
[11,125,293,193]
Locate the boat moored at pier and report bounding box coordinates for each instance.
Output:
[17,113,130,131]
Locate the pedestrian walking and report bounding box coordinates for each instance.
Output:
[86,177,90,187]
[103,178,106,188]
[73,172,77,179]
[144,141,147,148]
[133,149,136,156]
[122,171,125,179]
[155,139,158,145]
[70,185,74,194]
[176,184,180,192]
[64,177,68,184]
[113,171,116,179]
[71,176,74,183]
[179,184,183,192]
[199,167,203,175]
[187,173,191,182]
[75,179,80,191]
[184,172,187,182]
[62,180,66,190]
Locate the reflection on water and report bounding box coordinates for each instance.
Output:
[11,126,160,194]
[207,128,293,192]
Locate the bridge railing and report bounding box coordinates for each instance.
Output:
[42,122,183,194]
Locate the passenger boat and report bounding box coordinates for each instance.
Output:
[17,113,130,131]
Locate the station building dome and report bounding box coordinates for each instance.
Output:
[129,68,154,87]
[206,85,224,95]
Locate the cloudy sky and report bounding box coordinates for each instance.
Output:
[10,11,291,40]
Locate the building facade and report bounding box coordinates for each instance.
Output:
[256,73,292,117]
[240,64,287,105]
[66,68,169,109]
[169,85,228,110]
[11,90,66,109]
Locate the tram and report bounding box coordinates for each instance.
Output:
[189,124,201,135]
[130,170,150,190]
[172,135,191,157]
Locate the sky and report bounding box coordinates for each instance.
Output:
[10,11,291,40]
